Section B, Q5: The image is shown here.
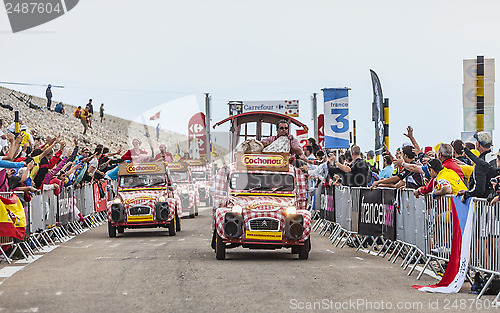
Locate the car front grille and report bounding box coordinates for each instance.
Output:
[129,206,151,215]
[249,218,280,231]
[198,188,206,199]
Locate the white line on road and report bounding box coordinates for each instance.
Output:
[15,255,43,264]
[354,257,364,261]
[110,243,121,248]
[0,266,23,278]
[55,291,62,296]
[326,249,335,254]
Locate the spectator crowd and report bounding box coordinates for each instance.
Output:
[292,126,500,205]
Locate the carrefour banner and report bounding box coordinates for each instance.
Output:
[323,88,350,148]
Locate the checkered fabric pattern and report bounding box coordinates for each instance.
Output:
[213,165,230,210]
[294,167,307,210]
[214,207,232,237]
[166,198,181,217]
[297,209,312,239]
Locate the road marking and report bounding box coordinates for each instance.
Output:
[326,249,335,254]
[0,266,23,278]
[354,257,364,261]
[15,255,43,264]
[38,246,58,253]
[122,291,128,295]
[55,291,62,296]
[110,243,121,248]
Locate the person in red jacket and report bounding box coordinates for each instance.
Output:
[153,144,174,162]
[121,138,149,162]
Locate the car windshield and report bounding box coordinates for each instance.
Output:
[119,174,166,188]
[170,171,189,182]
[192,171,206,181]
[230,173,294,191]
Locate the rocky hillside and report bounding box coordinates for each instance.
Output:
[0,86,196,155]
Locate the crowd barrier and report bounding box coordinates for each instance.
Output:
[0,180,114,265]
[311,185,500,302]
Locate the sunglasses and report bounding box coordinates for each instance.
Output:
[279,127,289,130]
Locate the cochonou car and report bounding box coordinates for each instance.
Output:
[107,161,180,237]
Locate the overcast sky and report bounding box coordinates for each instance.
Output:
[1,0,499,152]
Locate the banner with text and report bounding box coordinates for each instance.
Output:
[323,88,350,148]
[358,188,396,240]
[242,100,299,117]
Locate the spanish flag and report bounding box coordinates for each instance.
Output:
[0,194,26,240]
[149,111,161,121]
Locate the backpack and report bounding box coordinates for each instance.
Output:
[74,109,81,119]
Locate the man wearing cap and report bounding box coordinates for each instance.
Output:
[457,131,499,202]
[366,150,379,174]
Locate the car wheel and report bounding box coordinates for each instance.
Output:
[211,229,216,250]
[195,203,199,216]
[169,219,176,236]
[298,238,310,260]
[175,214,181,231]
[108,223,116,238]
[189,207,195,218]
[215,233,226,260]
[117,226,124,234]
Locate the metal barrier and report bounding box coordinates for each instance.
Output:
[470,198,500,300]
[0,182,109,265]
[310,186,500,301]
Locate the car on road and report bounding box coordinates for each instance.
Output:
[169,161,199,218]
[211,111,311,260]
[187,159,213,207]
[107,161,180,237]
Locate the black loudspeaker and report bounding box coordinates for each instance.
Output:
[284,214,304,240]
[224,212,243,238]
[156,202,170,221]
[111,203,125,223]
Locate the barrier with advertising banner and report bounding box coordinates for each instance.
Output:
[93,181,109,212]
[358,188,397,241]
[325,186,335,222]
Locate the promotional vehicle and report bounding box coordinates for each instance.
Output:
[211,111,311,260]
[187,159,213,206]
[107,161,180,237]
[169,161,199,218]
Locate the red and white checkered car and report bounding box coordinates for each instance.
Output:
[212,163,311,245]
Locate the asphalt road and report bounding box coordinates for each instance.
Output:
[0,206,498,313]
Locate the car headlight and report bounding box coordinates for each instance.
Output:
[286,206,297,215]
[231,205,243,214]
[113,198,121,204]
[158,196,166,202]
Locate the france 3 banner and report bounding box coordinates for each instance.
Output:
[413,196,474,294]
[323,88,350,148]
[358,189,396,241]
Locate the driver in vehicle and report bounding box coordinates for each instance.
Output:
[261,119,303,155]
